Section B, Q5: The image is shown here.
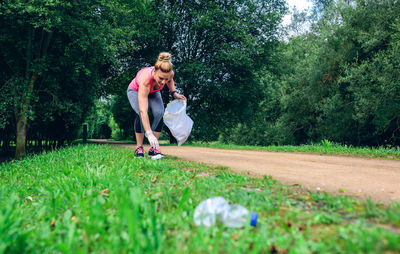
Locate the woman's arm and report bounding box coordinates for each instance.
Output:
[138,74,159,148]
[167,71,187,101]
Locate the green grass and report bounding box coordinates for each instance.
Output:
[1,144,399,253]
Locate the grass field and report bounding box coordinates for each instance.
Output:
[1,144,399,253]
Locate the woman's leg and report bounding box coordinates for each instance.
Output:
[127,89,144,147]
[146,91,165,159]
[134,116,145,147]
[147,91,164,155]
[148,91,164,140]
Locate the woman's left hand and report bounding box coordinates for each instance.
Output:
[173,92,187,102]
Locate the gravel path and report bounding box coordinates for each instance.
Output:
[92,140,400,204]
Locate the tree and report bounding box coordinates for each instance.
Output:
[0,0,136,158]
[337,0,400,145]
[264,0,400,146]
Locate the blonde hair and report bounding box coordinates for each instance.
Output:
[154,52,173,73]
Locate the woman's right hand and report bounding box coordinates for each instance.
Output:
[173,92,187,102]
[145,130,159,149]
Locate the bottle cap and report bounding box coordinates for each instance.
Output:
[250,212,258,227]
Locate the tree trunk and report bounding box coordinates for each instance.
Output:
[14,28,52,159]
[15,113,27,159]
[14,74,37,159]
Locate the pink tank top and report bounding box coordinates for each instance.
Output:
[128,66,165,94]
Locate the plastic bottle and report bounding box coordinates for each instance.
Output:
[193,196,258,228]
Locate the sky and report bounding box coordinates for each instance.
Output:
[282,0,313,25]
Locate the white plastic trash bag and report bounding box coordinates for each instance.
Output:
[163,100,193,146]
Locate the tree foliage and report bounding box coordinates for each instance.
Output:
[109,0,287,141]
[0,0,136,156]
[2,0,398,155]
[225,0,400,146]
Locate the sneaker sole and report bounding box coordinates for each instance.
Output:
[149,154,164,160]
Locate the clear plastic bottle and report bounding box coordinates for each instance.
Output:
[193,196,258,228]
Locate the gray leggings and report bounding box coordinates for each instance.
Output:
[127,88,164,133]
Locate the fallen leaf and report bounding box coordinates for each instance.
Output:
[51,218,56,228]
[249,242,254,251]
[152,176,158,183]
[100,188,109,196]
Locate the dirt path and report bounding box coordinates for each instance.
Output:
[92,140,400,204]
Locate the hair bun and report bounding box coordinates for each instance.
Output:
[158,52,171,62]
[155,52,173,72]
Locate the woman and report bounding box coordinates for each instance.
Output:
[127,52,186,159]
